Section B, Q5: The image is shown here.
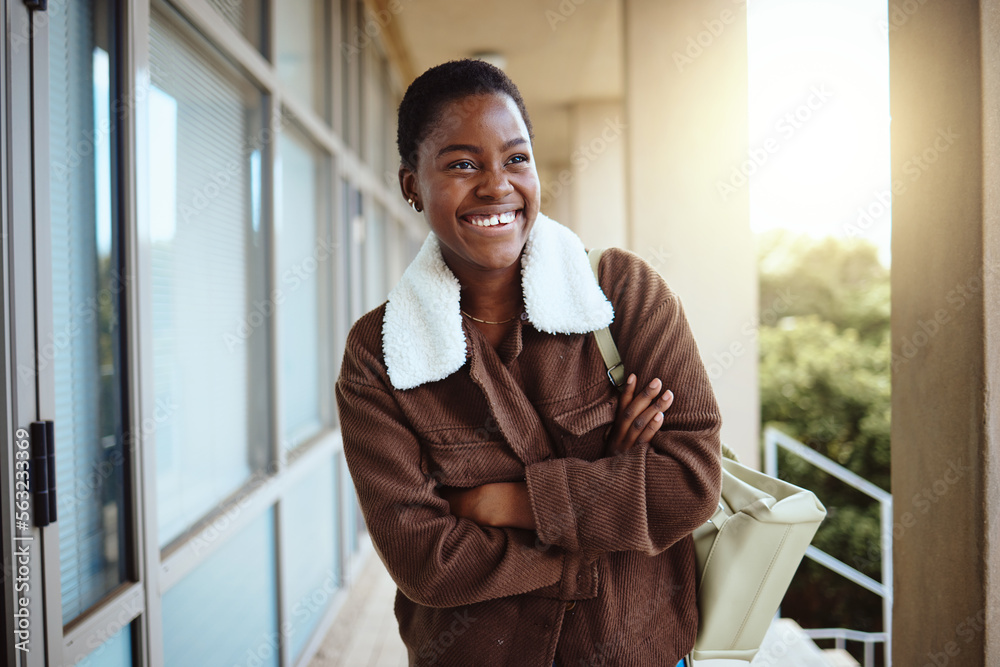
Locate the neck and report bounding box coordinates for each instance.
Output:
[444,254,523,321]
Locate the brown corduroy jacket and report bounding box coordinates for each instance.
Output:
[335,241,723,666]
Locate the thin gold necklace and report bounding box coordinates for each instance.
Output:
[461,309,519,325]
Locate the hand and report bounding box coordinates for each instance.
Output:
[605,374,674,456]
[441,482,536,530]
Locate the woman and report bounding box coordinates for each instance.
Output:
[335,59,722,666]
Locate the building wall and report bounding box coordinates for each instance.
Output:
[889,1,1000,663]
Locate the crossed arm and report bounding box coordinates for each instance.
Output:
[441,374,676,530]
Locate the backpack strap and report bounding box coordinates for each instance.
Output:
[587,248,626,391]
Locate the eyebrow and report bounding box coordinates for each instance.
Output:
[436,137,528,159]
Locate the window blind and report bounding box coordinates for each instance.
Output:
[48,0,126,624]
[149,8,268,546]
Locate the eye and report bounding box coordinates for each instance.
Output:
[507,154,528,165]
[449,160,475,170]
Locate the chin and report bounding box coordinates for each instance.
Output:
[474,242,527,272]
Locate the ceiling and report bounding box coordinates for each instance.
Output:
[390,0,624,166]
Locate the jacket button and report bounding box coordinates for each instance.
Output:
[565,601,576,611]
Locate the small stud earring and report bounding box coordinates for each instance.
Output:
[408,198,421,213]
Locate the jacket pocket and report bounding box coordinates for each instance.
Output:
[420,426,524,487]
[551,397,617,461]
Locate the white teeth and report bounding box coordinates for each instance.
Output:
[467,210,518,227]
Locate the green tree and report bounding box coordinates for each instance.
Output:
[758,231,889,343]
[757,231,890,652]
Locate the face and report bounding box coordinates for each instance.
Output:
[400,93,541,277]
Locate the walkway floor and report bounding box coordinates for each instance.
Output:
[310,553,853,667]
[309,554,408,667]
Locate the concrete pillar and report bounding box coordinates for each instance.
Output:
[623,0,758,465]
[889,1,1000,664]
[568,101,627,250]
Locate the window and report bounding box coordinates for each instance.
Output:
[363,204,388,312]
[276,0,329,117]
[342,180,365,321]
[340,0,363,151]
[162,511,278,666]
[148,6,270,547]
[283,459,339,661]
[48,0,130,624]
[277,124,332,448]
[206,0,265,52]
[77,623,134,667]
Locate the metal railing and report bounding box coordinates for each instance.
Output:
[801,628,886,667]
[764,426,892,667]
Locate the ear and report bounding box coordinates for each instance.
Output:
[399,164,420,211]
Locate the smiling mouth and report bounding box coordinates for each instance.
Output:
[461,209,520,228]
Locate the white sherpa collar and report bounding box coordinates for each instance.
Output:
[382,213,614,390]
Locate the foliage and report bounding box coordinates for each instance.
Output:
[760,317,890,490]
[756,230,891,646]
[758,231,890,343]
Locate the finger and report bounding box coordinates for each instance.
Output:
[635,406,666,447]
[620,399,664,451]
[658,389,674,413]
[620,381,670,448]
[608,374,637,451]
[615,374,636,420]
[610,378,662,452]
[622,378,661,423]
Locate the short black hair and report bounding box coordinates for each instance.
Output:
[397,59,534,170]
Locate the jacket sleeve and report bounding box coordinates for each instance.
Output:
[335,326,564,608]
[524,248,723,558]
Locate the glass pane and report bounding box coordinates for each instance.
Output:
[355,0,368,158]
[340,0,362,150]
[363,206,387,312]
[48,0,129,623]
[342,182,365,322]
[380,55,397,183]
[162,511,278,666]
[149,7,270,546]
[275,0,326,117]
[369,53,388,177]
[385,219,409,289]
[339,454,363,558]
[206,0,264,51]
[76,622,132,667]
[277,126,330,447]
[284,459,339,661]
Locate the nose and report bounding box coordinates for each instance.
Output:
[475,168,514,200]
